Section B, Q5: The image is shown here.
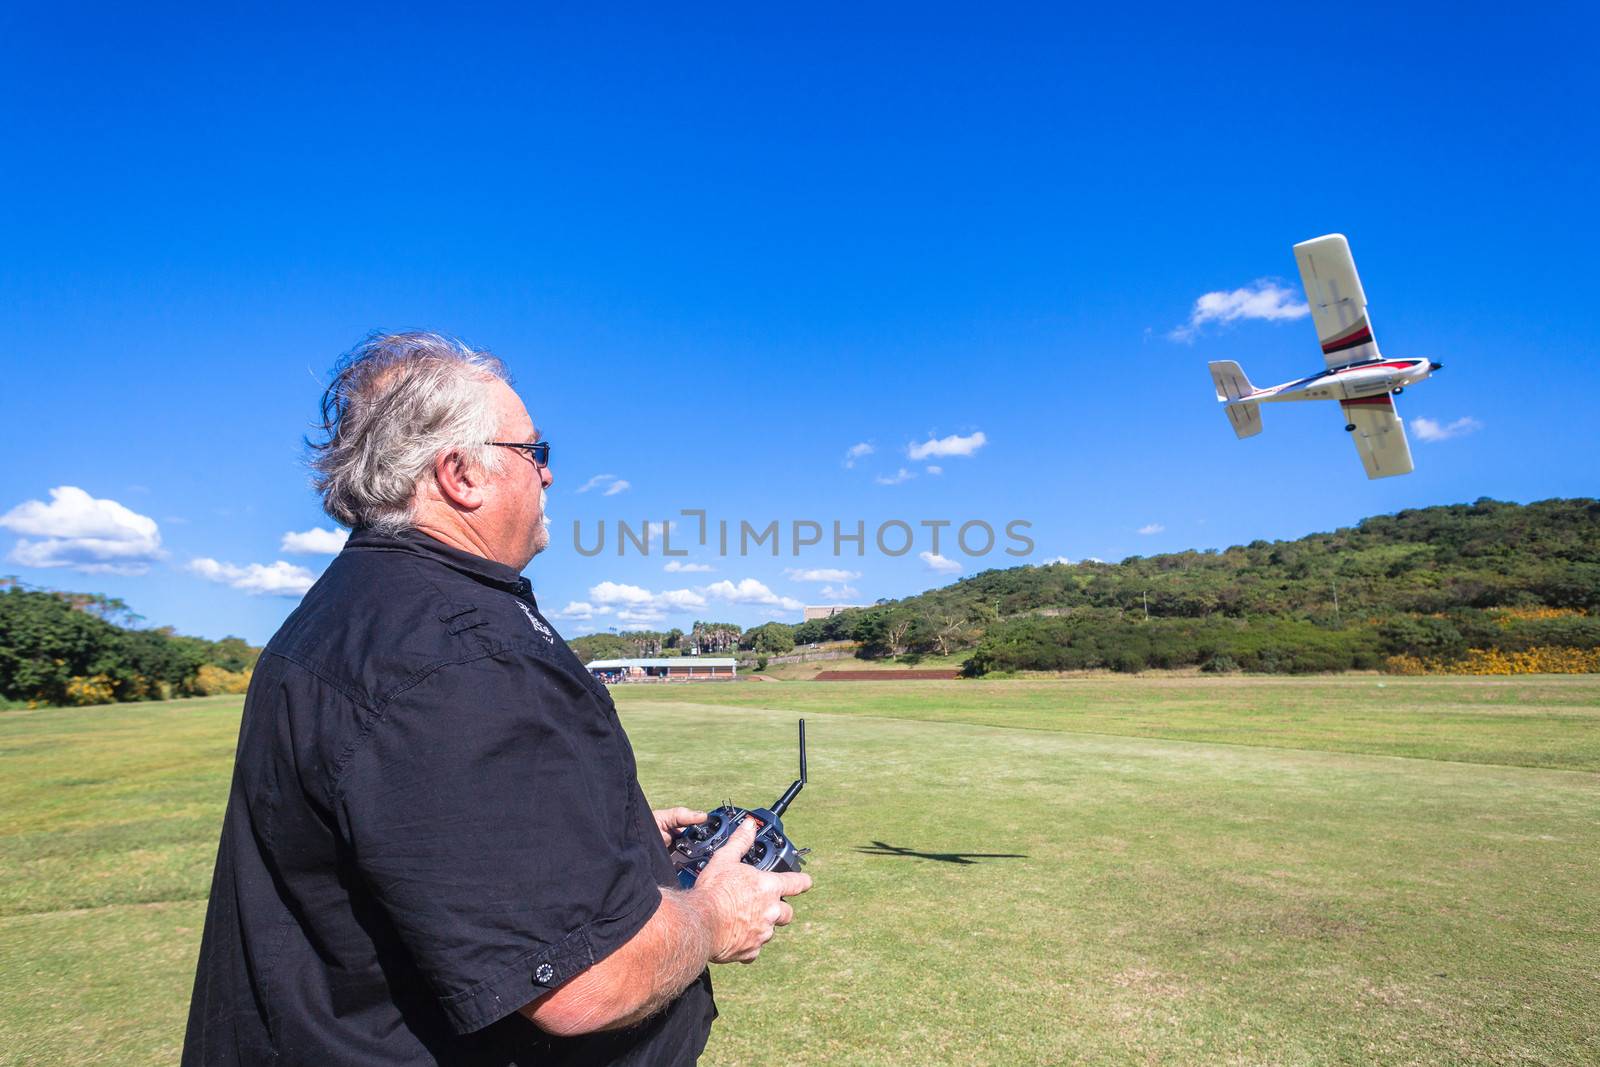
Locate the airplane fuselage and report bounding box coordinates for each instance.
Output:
[1254,357,1436,403]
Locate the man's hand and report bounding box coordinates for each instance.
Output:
[652,806,708,848]
[687,818,813,964]
[522,818,814,1035]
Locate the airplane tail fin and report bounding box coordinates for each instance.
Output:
[1209,361,1263,439]
[1208,360,1257,402]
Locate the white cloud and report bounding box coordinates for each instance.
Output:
[785,567,861,582]
[1169,280,1309,342]
[551,600,611,621]
[589,580,707,613]
[875,468,916,486]
[925,465,943,475]
[1411,416,1483,443]
[602,480,631,497]
[188,557,317,597]
[646,521,676,544]
[1041,555,1072,566]
[843,442,875,469]
[1137,523,1165,536]
[616,608,667,625]
[280,527,348,555]
[658,588,711,609]
[589,581,663,606]
[664,560,714,573]
[576,473,623,494]
[584,574,811,619]
[920,551,962,575]
[908,431,987,461]
[1,486,164,575]
[820,583,861,600]
[703,578,806,611]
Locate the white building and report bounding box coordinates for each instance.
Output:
[585,657,737,683]
[802,605,868,621]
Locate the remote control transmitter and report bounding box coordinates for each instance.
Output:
[669,719,809,889]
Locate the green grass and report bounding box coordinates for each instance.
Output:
[622,674,1600,772]
[3,679,1598,1065]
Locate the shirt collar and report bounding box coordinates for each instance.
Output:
[344,527,535,600]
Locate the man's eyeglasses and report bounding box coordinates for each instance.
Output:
[487,441,551,469]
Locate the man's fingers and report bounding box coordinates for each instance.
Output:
[705,818,758,869]
[774,901,795,926]
[771,871,813,897]
[667,806,707,826]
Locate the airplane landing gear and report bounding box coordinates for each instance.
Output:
[1344,423,1357,432]
[1392,386,1405,395]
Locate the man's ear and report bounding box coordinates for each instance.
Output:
[433,450,486,511]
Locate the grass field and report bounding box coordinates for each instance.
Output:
[2,676,1598,1065]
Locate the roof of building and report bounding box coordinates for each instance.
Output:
[584,658,738,669]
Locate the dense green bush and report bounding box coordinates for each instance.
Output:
[963,615,1382,675]
[0,584,260,706]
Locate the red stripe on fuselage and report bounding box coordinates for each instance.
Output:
[1341,395,1395,408]
[1333,360,1414,375]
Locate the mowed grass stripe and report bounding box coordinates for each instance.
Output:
[1,698,239,920]
[3,678,1597,1065]
[615,675,1600,773]
[616,700,1600,1066]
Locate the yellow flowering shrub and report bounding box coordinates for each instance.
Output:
[1489,606,1587,627]
[65,674,116,706]
[192,665,253,695]
[1383,646,1600,675]
[1383,654,1427,675]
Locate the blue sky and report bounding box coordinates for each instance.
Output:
[3,5,1596,644]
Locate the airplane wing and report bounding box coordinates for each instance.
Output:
[1341,395,1414,479]
[1294,234,1380,369]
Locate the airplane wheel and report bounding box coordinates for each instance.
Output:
[1344,424,1356,432]
[1392,387,1404,395]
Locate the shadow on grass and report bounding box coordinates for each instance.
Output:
[853,840,1027,865]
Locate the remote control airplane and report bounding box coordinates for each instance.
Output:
[1208,234,1442,479]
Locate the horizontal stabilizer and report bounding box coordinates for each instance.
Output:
[1225,401,1262,439]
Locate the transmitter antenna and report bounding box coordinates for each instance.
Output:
[770,719,806,817]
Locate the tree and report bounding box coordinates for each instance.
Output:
[741,623,796,654]
[689,621,742,654]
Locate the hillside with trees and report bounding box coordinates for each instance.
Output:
[573,498,1600,676]
[6,499,1595,707]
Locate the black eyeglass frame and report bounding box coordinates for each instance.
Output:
[487,441,551,468]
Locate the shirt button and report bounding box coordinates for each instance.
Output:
[535,963,554,984]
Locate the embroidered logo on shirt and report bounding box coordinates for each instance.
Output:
[514,599,554,642]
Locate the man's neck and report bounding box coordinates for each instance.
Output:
[410,510,505,568]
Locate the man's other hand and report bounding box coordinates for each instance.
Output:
[653,806,708,848]
[689,818,813,964]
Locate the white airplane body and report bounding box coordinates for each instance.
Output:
[1209,234,1442,479]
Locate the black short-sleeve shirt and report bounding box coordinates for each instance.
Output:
[183,529,715,1066]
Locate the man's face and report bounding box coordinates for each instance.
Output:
[484,380,553,570]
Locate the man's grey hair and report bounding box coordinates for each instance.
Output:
[309,331,510,534]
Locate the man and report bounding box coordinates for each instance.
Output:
[184,332,811,1065]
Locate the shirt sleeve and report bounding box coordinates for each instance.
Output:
[335,650,663,1034]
